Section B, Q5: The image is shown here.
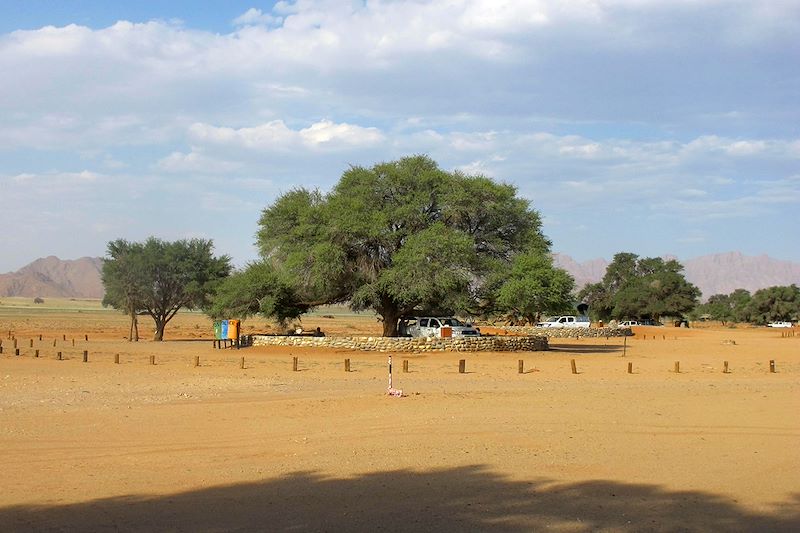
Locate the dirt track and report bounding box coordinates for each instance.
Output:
[1,305,798,531]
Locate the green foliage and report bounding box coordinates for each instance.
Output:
[745,285,800,324]
[494,252,576,324]
[692,289,752,324]
[102,237,231,341]
[237,155,554,335]
[579,252,700,321]
[208,262,311,326]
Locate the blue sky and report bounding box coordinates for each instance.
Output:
[1,0,799,272]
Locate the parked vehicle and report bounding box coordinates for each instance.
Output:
[400,317,481,338]
[618,320,639,327]
[767,321,793,328]
[536,315,591,328]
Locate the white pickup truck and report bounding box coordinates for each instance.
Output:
[536,315,591,328]
[400,317,481,338]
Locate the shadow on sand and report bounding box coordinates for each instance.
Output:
[1,466,797,532]
[549,343,625,354]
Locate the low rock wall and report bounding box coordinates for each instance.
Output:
[489,326,631,338]
[251,334,549,352]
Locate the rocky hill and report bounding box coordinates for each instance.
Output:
[553,252,800,299]
[0,256,104,299]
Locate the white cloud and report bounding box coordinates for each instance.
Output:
[157,151,243,174]
[188,119,384,151]
[9,170,102,187]
[233,8,282,27]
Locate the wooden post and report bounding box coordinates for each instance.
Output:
[72,338,75,347]
[292,356,298,372]
[115,354,120,364]
[723,361,729,373]
[403,359,409,373]
[30,339,34,348]
[39,334,42,341]
[150,355,155,365]
[674,361,680,373]
[194,356,199,367]
[344,358,350,372]
[13,339,17,349]
[35,349,39,358]
[85,334,88,341]
[458,359,466,374]
[53,338,57,347]
[62,334,66,341]
[571,359,577,374]
[83,350,88,363]
[518,359,524,374]
[769,360,776,373]
[57,351,62,360]
[627,362,633,374]
[0,345,3,354]
[15,349,20,356]
[240,356,245,369]
[623,335,627,357]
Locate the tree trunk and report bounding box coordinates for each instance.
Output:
[153,317,166,341]
[379,300,402,337]
[128,311,139,342]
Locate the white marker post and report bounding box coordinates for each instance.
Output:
[388,355,402,397]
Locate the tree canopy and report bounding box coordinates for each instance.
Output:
[102,237,231,341]
[691,289,752,325]
[211,155,571,335]
[579,252,700,322]
[745,284,800,324]
[491,251,576,325]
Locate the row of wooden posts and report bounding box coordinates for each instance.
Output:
[1,334,89,348]
[0,348,780,374]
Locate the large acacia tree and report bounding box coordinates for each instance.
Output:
[102,237,231,341]
[211,155,560,336]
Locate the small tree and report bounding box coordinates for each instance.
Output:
[579,253,700,322]
[103,237,231,341]
[746,285,800,324]
[493,251,576,324]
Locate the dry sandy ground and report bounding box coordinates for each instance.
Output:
[0,305,798,532]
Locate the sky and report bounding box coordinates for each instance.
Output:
[1,0,799,273]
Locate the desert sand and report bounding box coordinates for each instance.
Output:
[0,299,798,532]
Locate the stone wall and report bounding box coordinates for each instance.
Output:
[251,334,549,352]
[488,326,631,339]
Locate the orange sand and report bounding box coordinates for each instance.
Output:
[0,308,798,531]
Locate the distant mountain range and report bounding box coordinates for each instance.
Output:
[553,251,800,299]
[2,252,799,301]
[0,256,104,299]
